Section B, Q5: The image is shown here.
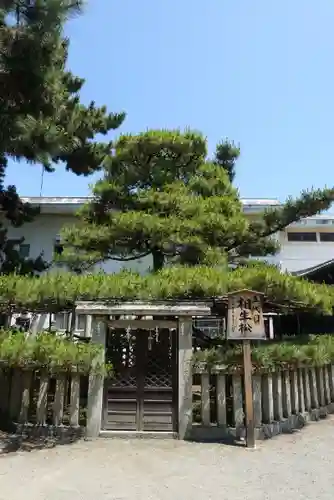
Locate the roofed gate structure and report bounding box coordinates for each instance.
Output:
[76,300,212,439]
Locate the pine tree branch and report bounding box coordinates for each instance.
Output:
[107,252,151,262]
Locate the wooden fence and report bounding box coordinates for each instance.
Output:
[192,365,334,441]
[2,364,334,444]
[0,368,87,441]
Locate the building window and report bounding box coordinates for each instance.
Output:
[53,313,86,332]
[53,235,64,256]
[319,232,334,242]
[76,314,86,331]
[193,317,224,339]
[19,244,30,259]
[287,232,317,242]
[54,312,68,330]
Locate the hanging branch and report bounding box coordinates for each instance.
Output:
[0,265,332,314]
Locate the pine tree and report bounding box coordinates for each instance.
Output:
[0,0,125,274]
[61,129,334,272]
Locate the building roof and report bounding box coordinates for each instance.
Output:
[21,196,281,215]
[292,259,334,285]
[20,197,91,215]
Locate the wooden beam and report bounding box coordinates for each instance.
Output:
[76,300,212,317]
[108,319,178,330]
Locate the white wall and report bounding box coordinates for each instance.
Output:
[6,214,75,262]
[277,232,334,272]
[5,214,153,274]
[6,212,334,275]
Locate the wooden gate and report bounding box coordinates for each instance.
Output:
[103,326,177,432]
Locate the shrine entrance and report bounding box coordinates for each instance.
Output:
[103,321,178,433]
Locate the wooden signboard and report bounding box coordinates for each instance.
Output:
[227,289,265,340]
[227,289,266,449]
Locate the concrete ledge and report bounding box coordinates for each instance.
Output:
[0,424,84,455]
[190,402,334,443]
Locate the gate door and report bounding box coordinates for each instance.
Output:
[104,327,177,432]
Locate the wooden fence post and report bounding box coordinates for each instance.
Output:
[329,365,334,402]
[297,368,305,413]
[309,367,319,409]
[200,373,210,426]
[70,372,80,427]
[302,368,311,412]
[9,369,22,420]
[53,373,66,426]
[323,366,331,405]
[290,369,299,414]
[316,367,325,407]
[261,373,274,423]
[282,370,292,418]
[272,371,283,421]
[252,375,262,427]
[216,374,227,427]
[0,369,10,414]
[232,375,244,437]
[36,370,49,425]
[19,371,32,424]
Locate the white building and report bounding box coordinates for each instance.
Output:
[5,196,334,275]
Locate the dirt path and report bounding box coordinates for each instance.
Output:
[1,418,334,499]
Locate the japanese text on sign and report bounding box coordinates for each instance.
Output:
[227,290,265,340]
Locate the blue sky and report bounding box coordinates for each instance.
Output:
[7,0,334,202]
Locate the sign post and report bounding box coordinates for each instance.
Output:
[227,289,266,449]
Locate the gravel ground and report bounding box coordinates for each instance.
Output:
[1,418,334,500]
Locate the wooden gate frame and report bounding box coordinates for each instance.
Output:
[75,300,212,439]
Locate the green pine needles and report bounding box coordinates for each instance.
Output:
[0,330,107,374]
[0,0,125,276]
[0,264,333,313]
[193,335,334,372]
[60,129,334,272]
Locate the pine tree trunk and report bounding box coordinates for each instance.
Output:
[152,249,164,272]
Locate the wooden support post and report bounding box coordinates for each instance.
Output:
[243,340,255,448]
[85,315,92,338]
[86,316,107,438]
[178,316,193,439]
[268,316,274,339]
